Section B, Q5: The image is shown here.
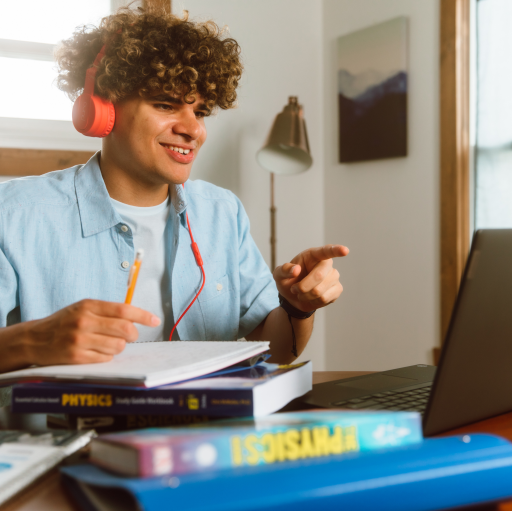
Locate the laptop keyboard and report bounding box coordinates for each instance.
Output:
[332,381,432,415]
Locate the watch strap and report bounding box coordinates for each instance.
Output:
[278,293,315,320]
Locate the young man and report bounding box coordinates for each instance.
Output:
[0,7,348,374]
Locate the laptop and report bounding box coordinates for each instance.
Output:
[302,229,512,437]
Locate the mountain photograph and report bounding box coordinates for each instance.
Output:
[337,17,408,163]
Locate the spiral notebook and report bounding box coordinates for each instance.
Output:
[0,341,269,389]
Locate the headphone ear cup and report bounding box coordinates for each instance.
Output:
[72,94,93,134]
[101,100,116,137]
[72,94,115,138]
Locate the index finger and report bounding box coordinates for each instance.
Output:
[307,245,349,262]
[80,300,161,327]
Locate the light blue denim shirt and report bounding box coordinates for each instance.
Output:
[0,152,279,340]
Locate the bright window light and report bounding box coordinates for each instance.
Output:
[0,1,115,121]
[0,0,111,45]
[475,0,512,228]
[0,57,73,121]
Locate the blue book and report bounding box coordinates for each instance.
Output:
[89,410,422,477]
[11,362,312,417]
[61,434,512,511]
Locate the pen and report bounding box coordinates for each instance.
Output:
[125,249,144,304]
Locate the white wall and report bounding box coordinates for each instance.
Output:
[175,0,326,369]
[322,0,440,370]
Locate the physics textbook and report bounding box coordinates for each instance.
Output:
[61,434,512,511]
[12,362,312,417]
[89,409,422,477]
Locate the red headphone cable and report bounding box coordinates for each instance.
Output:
[169,184,205,340]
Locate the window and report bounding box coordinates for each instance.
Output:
[474,0,512,228]
[0,0,112,121]
[0,2,139,174]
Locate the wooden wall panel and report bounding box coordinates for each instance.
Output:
[0,148,95,177]
[438,0,471,362]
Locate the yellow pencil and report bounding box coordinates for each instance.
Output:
[125,249,144,304]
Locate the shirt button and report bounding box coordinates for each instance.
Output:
[217,283,223,291]
[179,201,184,208]
[121,261,130,269]
[165,302,171,308]
[121,225,128,232]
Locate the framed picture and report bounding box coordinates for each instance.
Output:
[337,17,408,163]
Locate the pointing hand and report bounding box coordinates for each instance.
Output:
[273,245,349,313]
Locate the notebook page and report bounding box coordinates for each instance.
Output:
[0,341,269,388]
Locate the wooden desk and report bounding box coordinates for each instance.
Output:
[2,370,512,511]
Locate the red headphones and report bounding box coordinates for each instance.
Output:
[72,44,115,138]
[74,45,206,339]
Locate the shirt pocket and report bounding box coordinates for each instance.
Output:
[197,273,232,302]
[197,272,238,340]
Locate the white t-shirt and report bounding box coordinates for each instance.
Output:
[110,196,177,342]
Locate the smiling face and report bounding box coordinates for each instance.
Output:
[102,92,209,193]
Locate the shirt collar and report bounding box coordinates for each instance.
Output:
[75,152,122,238]
[75,152,188,237]
[170,181,188,215]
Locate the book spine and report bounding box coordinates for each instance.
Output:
[11,385,253,416]
[131,416,422,477]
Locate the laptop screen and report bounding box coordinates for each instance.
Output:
[424,229,512,435]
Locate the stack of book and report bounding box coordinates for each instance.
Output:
[6,341,512,510]
[61,406,425,510]
[0,340,312,506]
[4,340,313,431]
[61,431,512,511]
[53,406,512,511]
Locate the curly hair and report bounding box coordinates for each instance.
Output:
[55,7,243,114]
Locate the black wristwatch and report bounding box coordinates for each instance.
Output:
[278,294,315,319]
[279,294,314,358]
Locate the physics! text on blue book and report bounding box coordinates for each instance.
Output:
[62,434,512,511]
[90,409,422,477]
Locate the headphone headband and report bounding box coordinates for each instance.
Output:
[83,44,107,96]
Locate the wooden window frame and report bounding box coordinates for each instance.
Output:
[438,0,471,363]
[0,148,95,177]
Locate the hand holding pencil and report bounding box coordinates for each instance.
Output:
[5,249,160,370]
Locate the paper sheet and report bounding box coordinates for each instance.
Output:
[0,341,269,388]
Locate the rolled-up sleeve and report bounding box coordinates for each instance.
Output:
[236,198,279,338]
[0,245,18,328]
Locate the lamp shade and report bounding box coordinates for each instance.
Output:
[256,96,313,175]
